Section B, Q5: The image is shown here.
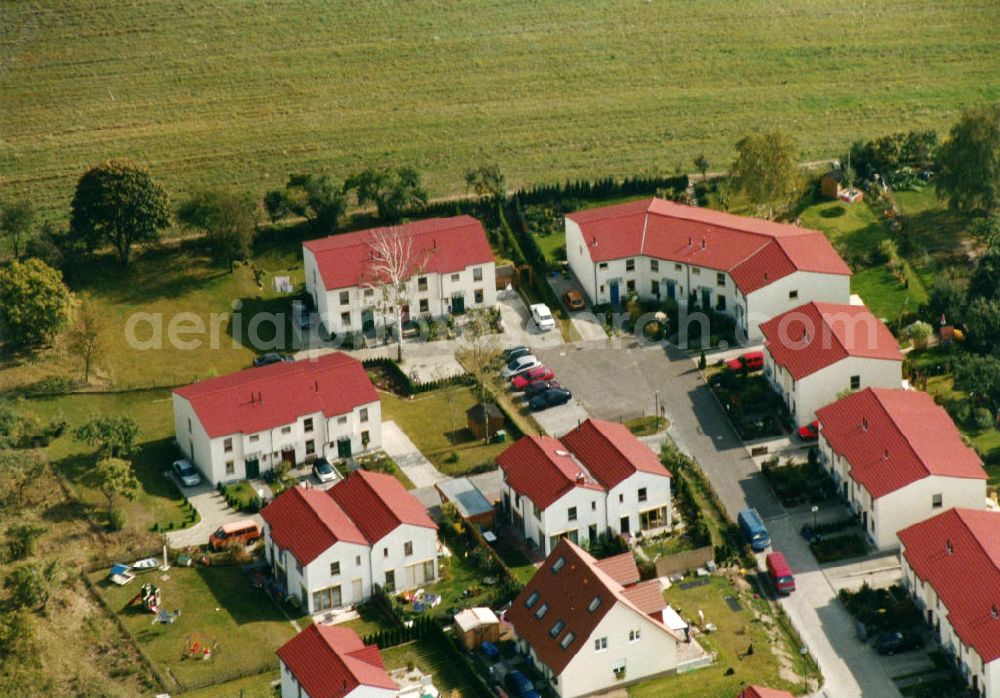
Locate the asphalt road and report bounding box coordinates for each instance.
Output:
[535,338,901,698]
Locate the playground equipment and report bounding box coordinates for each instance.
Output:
[183,634,219,661]
[128,583,161,614]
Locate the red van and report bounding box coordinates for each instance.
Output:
[766,551,795,594]
[725,351,764,373]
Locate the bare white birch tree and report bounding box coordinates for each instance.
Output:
[456,308,505,443]
[361,227,428,361]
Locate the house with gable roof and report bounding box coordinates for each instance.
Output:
[899,508,1000,697]
[507,539,685,696]
[172,352,380,485]
[760,301,903,426]
[262,470,438,615]
[277,623,397,698]
[564,198,851,342]
[737,687,794,698]
[498,418,671,555]
[816,388,986,550]
[303,216,496,337]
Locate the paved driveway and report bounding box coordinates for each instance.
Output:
[497,294,567,351]
[381,421,449,488]
[165,475,264,548]
[534,338,900,697]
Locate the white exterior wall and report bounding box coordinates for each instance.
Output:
[766,353,902,426]
[369,524,439,593]
[606,472,672,539]
[566,219,596,301]
[743,271,850,342]
[310,259,497,336]
[549,602,679,697]
[539,488,608,556]
[902,555,999,697]
[173,395,381,486]
[870,477,985,550]
[299,541,373,614]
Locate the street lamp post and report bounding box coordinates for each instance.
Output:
[654,390,660,429]
[811,505,819,530]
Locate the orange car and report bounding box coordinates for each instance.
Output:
[209,519,261,550]
[563,290,585,311]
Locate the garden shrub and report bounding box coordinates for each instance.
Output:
[973,407,993,430]
[108,509,126,531]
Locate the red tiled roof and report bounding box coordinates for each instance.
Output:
[303,216,493,291]
[507,539,677,675]
[561,418,671,490]
[329,470,435,543]
[173,352,377,438]
[497,435,602,510]
[760,302,902,380]
[566,198,850,295]
[738,687,795,698]
[261,486,367,565]
[620,579,667,616]
[899,509,1000,663]
[816,388,985,499]
[594,552,641,586]
[276,624,397,698]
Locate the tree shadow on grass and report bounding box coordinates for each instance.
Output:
[196,567,289,626]
[904,206,972,253]
[133,437,184,502]
[226,295,299,353]
[819,205,847,218]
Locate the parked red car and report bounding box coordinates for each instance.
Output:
[511,366,555,390]
[725,351,765,372]
[798,420,820,441]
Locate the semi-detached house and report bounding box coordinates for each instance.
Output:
[172,352,379,485]
[760,301,903,426]
[816,388,986,550]
[498,418,671,555]
[899,508,1000,698]
[303,215,497,337]
[565,198,851,342]
[508,539,683,697]
[277,624,397,698]
[262,470,438,615]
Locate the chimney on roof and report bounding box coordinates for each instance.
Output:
[250,392,255,404]
[258,391,263,404]
[576,473,586,484]
[861,417,868,432]
[700,237,706,250]
[947,538,954,555]
[993,604,999,621]
[433,237,437,251]
[315,380,319,393]
[687,236,692,247]
[882,448,889,461]
[763,271,769,282]
[591,236,597,247]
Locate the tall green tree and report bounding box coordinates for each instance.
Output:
[93,457,139,519]
[936,103,1000,214]
[286,174,347,232]
[4,561,63,612]
[926,271,967,326]
[0,200,34,259]
[955,354,1000,410]
[0,449,47,508]
[963,296,1000,355]
[969,245,1000,302]
[69,159,170,265]
[729,130,803,218]
[0,258,72,348]
[66,300,104,383]
[347,166,428,223]
[176,188,259,269]
[693,154,710,182]
[73,416,140,458]
[464,164,506,201]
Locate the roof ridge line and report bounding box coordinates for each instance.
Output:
[868,389,936,479]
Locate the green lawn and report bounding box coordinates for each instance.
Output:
[495,539,538,584]
[411,544,497,620]
[185,672,278,698]
[4,2,998,224]
[925,375,1000,472]
[799,197,886,256]
[86,565,300,689]
[630,575,805,697]
[21,390,193,533]
[535,232,566,266]
[851,264,928,321]
[380,387,511,475]
[381,638,481,696]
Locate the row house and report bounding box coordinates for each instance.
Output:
[262,470,438,615]
[303,216,497,337]
[277,624,397,698]
[498,418,672,555]
[507,539,685,697]
[816,387,986,550]
[899,508,1000,697]
[760,301,903,426]
[565,198,851,342]
[172,352,380,485]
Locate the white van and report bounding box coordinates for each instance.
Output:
[530,303,556,332]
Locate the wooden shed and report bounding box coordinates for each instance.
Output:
[821,170,843,199]
[453,607,501,650]
[467,402,504,441]
[435,477,496,529]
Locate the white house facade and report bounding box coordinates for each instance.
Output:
[172,352,381,485]
[760,301,904,426]
[507,540,686,697]
[498,419,672,555]
[816,388,987,550]
[277,624,397,698]
[303,216,497,337]
[262,471,438,616]
[565,198,850,342]
[899,509,1000,698]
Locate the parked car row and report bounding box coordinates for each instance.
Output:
[502,346,572,411]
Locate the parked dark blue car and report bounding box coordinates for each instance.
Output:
[528,388,572,411]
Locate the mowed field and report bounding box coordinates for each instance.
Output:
[1,0,998,220]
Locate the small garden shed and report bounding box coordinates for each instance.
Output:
[466,402,504,440]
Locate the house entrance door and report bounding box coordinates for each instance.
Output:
[245,458,260,479]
